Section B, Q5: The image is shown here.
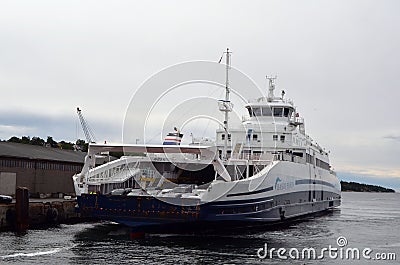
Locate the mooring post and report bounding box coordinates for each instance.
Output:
[15,187,29,231]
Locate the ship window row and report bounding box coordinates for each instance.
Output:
[246,106,293,118]
[245,133,259,141]
[272,135,285,142]
[0,158,82,172]
[316,158,330,170]
[305,154,330,170]
[222,133,285,142]
[221,134,232,140]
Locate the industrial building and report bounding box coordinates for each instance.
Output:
[0,142,86,196]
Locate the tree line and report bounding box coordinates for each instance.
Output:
[341,181,395,193]
[4,136,89,152]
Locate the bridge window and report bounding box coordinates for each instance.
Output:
[253,134,258,141]
[253,108,262,117]
[247,106,275,117]
[273,107,283,117]
[221,134,225,140]
[283,108,293,117]
[273,135,278,141]
[280,135,285,142]
[262,107,272,116]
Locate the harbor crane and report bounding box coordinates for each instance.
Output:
[76,107,97,143]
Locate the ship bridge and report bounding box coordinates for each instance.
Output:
[215,76,309,161]
[244,100,295,123]
[242,76,301,127]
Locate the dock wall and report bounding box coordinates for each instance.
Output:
[0,199,81,231]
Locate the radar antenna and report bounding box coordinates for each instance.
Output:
[266,75,277,102]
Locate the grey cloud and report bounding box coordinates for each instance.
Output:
[383,135,400,142]
[0,110,122,143]
[0,0,400,178]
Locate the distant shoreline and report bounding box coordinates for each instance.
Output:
[340,181,395,193]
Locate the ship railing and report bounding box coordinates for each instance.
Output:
[87,157,136,175]
[231,152,306,164]
[289,116,304,125]
[87,167,140,184]
[147,153,200,162]
[252,162,270,175]
[87,159,141,184]
[231,153,271,161]
[247,97,294,105]
[226,158,272,180]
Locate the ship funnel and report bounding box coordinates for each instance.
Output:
[163,128,183,145]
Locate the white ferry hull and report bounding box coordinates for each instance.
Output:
[76,160,341,231]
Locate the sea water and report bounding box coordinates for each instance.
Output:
[0,192,399,264]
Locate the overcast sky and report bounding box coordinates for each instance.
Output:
[0,0,399,189]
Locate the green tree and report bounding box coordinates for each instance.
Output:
[75,139,88,152]
[59,141,74,150]
[30,136,45,146]
[21,136,30,144]
[8,136,22,143]
[46,136,58,148]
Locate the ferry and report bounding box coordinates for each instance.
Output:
[72,50,341,232]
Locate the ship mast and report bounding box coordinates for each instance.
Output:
[222,48,231,160]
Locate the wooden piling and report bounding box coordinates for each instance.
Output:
[15,187,29,231]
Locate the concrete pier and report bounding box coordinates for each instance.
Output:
[0,198,82,232]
